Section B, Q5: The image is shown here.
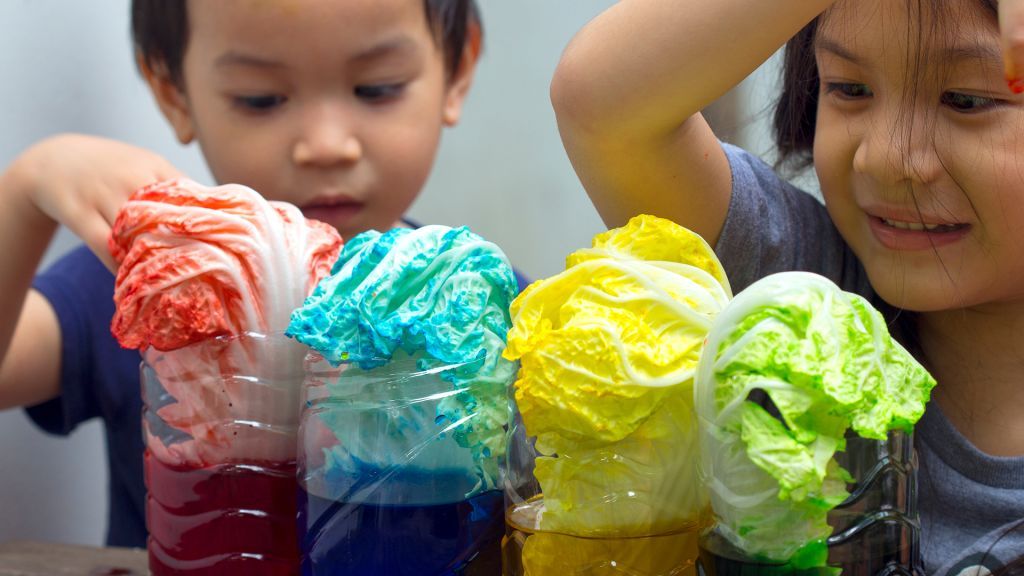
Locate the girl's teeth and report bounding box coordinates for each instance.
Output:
[881,218,953,232]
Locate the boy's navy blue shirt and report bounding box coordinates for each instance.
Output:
[26,242,531,548]
[28,245,147,547]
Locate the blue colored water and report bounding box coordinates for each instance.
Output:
[298,472,503,576]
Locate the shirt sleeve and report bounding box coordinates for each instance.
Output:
[24,246,112,435]
[714,142,870,296]
[512,268,531,294]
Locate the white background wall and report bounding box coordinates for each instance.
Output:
[0,1,784,545]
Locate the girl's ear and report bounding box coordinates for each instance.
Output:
[138,52,196,144]
[442,22,482,127]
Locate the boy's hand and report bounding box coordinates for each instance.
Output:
[1001,0,1024,93]
[10,134,182,272]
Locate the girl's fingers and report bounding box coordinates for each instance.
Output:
[1000,0,1024,93]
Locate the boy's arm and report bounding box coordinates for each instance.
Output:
[0,164,60,409]
[551,0,833,246]
[0,134,180,410]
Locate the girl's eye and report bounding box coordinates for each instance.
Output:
[824,82,873,99]
[940,91,998,113]
[354,83,406,102]
[233,95,287,111]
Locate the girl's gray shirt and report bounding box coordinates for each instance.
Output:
[716,142,1024,575]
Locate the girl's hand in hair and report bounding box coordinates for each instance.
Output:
[1000,0,1024,93]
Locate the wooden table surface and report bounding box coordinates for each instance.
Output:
[0,541,148,576]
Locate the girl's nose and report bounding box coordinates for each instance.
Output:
[852,106,942,187]
[292,103,362,167]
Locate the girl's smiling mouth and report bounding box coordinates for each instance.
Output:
[878,217,967,233]
[868,215,970,250]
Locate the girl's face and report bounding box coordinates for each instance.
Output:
[814,0,1024,312]
[151,0,474,241]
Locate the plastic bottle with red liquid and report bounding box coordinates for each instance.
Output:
[141,333,306,576]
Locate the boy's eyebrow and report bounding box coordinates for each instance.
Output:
[214,52,286,69]
[350,36,418,63]
[212,37,418,70]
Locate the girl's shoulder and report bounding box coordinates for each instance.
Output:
[715,142,870,297]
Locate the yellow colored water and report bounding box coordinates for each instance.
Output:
[502,497,701,576]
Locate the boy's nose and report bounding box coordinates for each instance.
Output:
[852,108,942,187]
[292,108,362,167]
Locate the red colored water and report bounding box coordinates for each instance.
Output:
[144,450,300,576]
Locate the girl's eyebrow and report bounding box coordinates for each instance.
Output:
[817,37,1003,67]
[816,37,860,64]
[941,43,1003,65]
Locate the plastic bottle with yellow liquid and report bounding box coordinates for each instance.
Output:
[500,215,733,576]
[502,408,707,576]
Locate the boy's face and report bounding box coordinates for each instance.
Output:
[149,0,475,240]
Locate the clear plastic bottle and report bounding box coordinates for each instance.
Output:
[297,351,505,576]
[696,430,923,576]
[502,392,706,576]
[141,332,305,576]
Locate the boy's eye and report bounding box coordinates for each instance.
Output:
[354,83,406,102]
[940,91,998,113]
[233,95,287,111]
[824,82,873,99]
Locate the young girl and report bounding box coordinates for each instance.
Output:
[552,0,1024,573]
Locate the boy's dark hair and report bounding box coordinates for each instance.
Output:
[772,0,997,173]
[131,0,482,88]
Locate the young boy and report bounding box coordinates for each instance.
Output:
[0,0,511,548]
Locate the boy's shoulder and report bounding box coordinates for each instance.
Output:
[35,244,114,289]
[29,244,138,434]
[400,218,532,293]
[25,243,147,544]
[33,244,117,335]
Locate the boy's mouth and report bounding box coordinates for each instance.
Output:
[303,197,365,227]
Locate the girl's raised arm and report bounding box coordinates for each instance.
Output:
[551,0,833,245]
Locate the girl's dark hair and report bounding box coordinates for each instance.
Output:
[773,20,820,173]
[131,0,482,88]
[772,0,999,347]
[778,5,1024,571]
[773,0,998,172]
